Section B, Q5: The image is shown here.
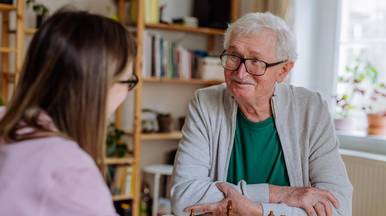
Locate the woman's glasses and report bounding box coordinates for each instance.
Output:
[117,73,138,91]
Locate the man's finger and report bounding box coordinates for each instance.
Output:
[216,182,231,195]
[304,206,317,216]
[320,200,332,216]
[325,191,340,209]
[313,202,326,216]
[184,203,218,214]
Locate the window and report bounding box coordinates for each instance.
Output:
[337,0,386,125]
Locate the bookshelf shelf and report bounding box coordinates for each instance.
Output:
[141,131,182,141]
[7,27,37,35]
[0,3,17,11]
[112,194,132,201]
[2,72,15,82]
[145,23,225,36]
[0,47,17,53]
[104,157,134,165]
[143,77,223,85]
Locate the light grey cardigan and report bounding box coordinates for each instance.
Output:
[171,83,352,216]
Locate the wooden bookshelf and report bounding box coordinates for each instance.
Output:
[0,47,17,53]
[1,0,26,102]
[112,194,132,201]
[116,1,239,215]
[7,27,37,35]
[146,23,225,36]
[25,27,37,35]
[104,157,134,165]
[0,3,17,11]
[141,131,182,141]
[2,72,15,82]
[143,77,224,85]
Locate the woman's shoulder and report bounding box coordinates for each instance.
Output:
[3,136,96,171]
[32,137,116,215]
[40,136,96,169]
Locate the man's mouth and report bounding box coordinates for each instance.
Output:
[231,78,255,86]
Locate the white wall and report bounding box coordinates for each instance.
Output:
[291,0,341,108]
[290,0,317,90]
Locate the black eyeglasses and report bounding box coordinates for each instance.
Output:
[117,73,138,91]
[219,50,287,76]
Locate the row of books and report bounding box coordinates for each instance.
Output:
[106,165,133,197]
[143,32,208,79]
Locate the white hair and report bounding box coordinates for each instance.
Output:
[223,12,298,61]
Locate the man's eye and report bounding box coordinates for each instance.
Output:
[229,56,239,61]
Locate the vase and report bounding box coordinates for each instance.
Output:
[157,113,172,133]
[367,113,386,135]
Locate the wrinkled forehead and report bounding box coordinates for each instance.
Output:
[227,30,278,59]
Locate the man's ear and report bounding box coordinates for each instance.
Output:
[277,61,294,82]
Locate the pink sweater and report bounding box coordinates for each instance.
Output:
[0,108,118,216]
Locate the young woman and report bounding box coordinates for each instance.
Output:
[0,10,137,215]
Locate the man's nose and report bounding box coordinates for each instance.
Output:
[234,62,249,78]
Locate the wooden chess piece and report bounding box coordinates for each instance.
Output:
[226,200,233,216]
[268,211,275,216]
[189,209,194,216]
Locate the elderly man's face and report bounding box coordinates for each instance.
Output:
[224,30,292,102]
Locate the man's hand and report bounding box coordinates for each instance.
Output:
[269,185,340,216]
[184,182,262,216]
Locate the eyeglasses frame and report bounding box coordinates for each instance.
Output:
[117,73,138,91]
[219,50,287,76]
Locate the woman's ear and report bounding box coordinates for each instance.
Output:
[277,61,294,82]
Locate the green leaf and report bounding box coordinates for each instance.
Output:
[357,74,365,82]
[344,66,351,73]
[342,94,349,100]
[346,104,355,110]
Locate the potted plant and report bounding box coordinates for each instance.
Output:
[141,108,173,133]
[26,0,49,28]
[156,112,172,132]
[334,58,377,131]
[364,82,386,135]
[106,123,129,158]
[336,58,386,135]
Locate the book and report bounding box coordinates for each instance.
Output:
[125,167,133,196]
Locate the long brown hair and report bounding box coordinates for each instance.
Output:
[0,9,136,164]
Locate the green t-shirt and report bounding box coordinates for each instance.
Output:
[227,110,290,186]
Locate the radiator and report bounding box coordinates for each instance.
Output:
[341,150,386,216]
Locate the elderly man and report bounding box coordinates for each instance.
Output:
[171,12,352,216]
